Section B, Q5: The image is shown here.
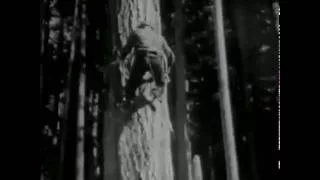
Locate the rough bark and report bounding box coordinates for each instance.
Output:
[103,1,174,180]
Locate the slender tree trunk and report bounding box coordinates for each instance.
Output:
[76,68,86,180]
[173,0,190,180]
[75,1,88,180]
[213,0,240,180]
[59,0,81,179]
[64,0,81,121]
[103,1,174,180]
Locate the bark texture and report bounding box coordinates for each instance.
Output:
[103,1,174,180]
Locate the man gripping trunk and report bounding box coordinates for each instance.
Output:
[120,23,175,103]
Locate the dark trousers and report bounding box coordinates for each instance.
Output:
[126,51,165,101]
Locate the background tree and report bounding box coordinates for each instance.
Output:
[174,0,192,179]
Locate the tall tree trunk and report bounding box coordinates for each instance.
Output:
[103,1,174,180]
[59,0,81,179]
[75,1,88,180]
[76,69,86,180]
[213,0,240,180]
[173,0,190,180]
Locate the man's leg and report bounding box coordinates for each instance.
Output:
[125,54,149,101]
[145,54,166,101]
[147,54,165,87]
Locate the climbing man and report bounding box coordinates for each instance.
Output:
[120,23,175,104]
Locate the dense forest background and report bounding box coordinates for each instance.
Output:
[40,0,279,180]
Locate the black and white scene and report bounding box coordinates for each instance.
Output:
[40,0,280,180]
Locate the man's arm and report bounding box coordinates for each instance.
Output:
[120,33,136,60]
[161,37,175,70]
